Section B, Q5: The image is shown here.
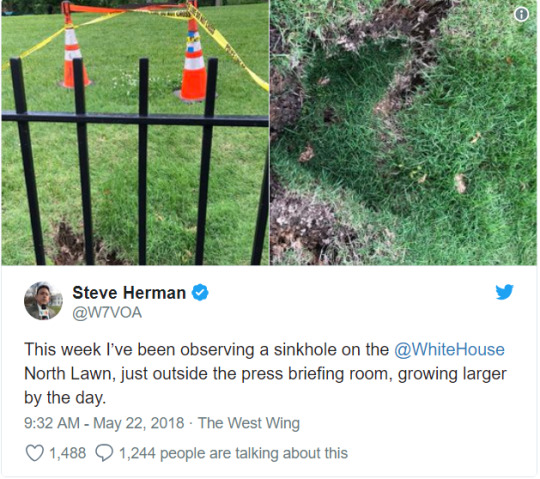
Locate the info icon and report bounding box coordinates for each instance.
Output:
[514,6,529,22]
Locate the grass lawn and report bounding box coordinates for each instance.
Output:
[271,0,536,265]
[2,3,268,265]
[271,0,384,74]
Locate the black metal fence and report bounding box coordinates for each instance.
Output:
[2,57,269,265]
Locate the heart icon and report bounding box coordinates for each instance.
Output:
[26,444,44,462]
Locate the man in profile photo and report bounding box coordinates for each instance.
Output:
[25,283,58,320]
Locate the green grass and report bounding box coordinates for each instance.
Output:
[2,4,268,265]
[271,0,384,74]
[271,0,536,265]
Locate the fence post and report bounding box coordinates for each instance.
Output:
[138,58,149,265]
[73,57,94,265]
[10,57,46,265]
[4,56,268,266]
[195,57,218,265]
[251,151,269,265]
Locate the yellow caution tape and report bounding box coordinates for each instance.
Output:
[2,6,268,93]
[77,12,125,27]
[1,12,124,71]
[186,3,268,92]
[137,9,191,19]
[133,5,268,91]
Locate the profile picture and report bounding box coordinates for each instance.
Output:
[24,282,63,320]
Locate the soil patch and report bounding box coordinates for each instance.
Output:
[270,174,399,265]
[342,0,456,48]
[359,0,457,119]
[270,67,304,142]
[271,0,457,143]
[338,0,458,151]
[270,27,305,141]
[270,0,459,140]
[270,174,357,264]
[53,222,129,265]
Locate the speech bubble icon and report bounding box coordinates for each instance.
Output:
[95,444,113,462]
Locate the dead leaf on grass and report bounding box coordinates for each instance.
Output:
[299,144,315,163]
[505,56,513,65]
[470,131,482,144]
[418,173,427,184]
[454,173,467,194]
[317,76,330,86]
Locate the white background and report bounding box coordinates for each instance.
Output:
[1,266,537,477]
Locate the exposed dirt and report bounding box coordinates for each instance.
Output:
[270,175,358,264]
[340,0,456,50]
[271,0,457,141]
[323,106,339,124]
[358,0,457,143]
[53,222,129,265]
[270,69,304,142]
[270,175,400,265]
[270,27,305,142]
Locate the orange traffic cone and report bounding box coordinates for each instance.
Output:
[175,16,206,102]
[59,1,91,88]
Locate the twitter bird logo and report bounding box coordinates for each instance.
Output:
[496,284,514,300]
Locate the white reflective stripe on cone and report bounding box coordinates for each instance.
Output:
[65,28,77,45]
[185,56,205,70]
[65,49,82,61]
